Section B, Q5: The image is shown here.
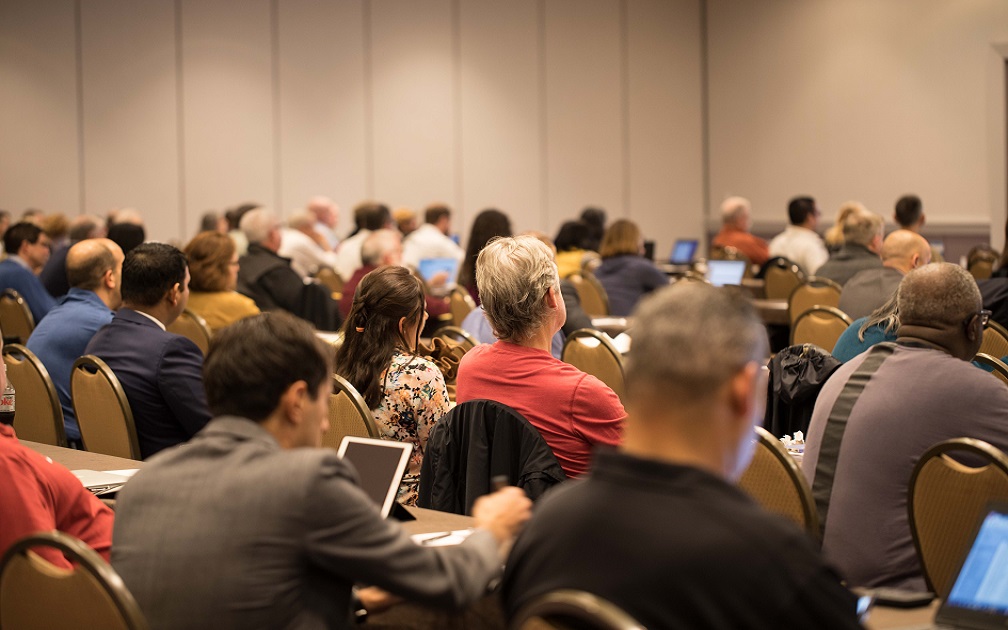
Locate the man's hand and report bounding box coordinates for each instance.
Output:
[472,487,532,544]
[356,586,402,613]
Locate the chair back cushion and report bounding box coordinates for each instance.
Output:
[0,290,35,344]
[2,344,66,447]
[980,321,1008,359]
[561,330,625,403]
[788,281,841,324]
[320,374,379,450]
[71,356,139,459]
[790,306,852,350]
[737,427,819,537]
[166,309,211,356]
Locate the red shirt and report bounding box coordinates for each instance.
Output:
[456,341,625,477]
[712,227,770,266]
[0,424,113,567]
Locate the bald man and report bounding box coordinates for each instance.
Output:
[27,239,124,446]
[711,196,769,265]
[838,229,931,319]
[804,263,1008,590]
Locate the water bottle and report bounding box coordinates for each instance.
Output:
[0,367,15,426]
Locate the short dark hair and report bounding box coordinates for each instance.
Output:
[553,221,592,252]
[894,195,922,228]
[787,197,816,225]
[424,204,451,225]
[108,222,146,255]
[204,312,332,421]
[3,222,43,254]
[121,242,188,307]
[67,243,115,291]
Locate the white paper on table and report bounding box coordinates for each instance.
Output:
[411,529,474,547]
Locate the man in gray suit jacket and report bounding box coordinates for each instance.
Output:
[111,311,531,629]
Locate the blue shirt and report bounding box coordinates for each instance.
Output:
[26,289,114,440]
[0,257,56,323]
[831,317,897,363]
[461,307,565,359]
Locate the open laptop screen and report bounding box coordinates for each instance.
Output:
[946,507,1008,614]
[669,240,698,265]
[705,260,747,287]
[337,436,412,518]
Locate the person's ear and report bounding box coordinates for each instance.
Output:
[966,315,981,343]
[727,362,762,423]
[103,268,115,289]
[398,316,407,337]
[280,380,308,424]
[545,285,560,309]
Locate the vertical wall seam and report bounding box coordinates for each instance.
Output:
[700,0,711,239]
[538,0,548,227]
[175,0,186,237]
[271,0,282,215]
[452,0,463,218]
[362,0,374,198]
[620,0,630,218]
[74,0,85,214]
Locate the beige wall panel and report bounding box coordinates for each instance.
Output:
[181,0,274,230]
[457,0,541,237]
[81,0,179,242]
[0,0,80,215]
[369,0,455,212]
[543,0,623,234]
[277,0,367,231]
[707,0,1008,235]
[626,0,703,259]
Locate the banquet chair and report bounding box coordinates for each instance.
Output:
[973,353,1008,386]
[2,343,67,447]
[737,427,819,538]
[166,308,212,356]
[321,373,379,450]
[0,289,35,344]
[561,329,625,403]
[449,286,476,326]
[567,273,610,318]
[979,320,1008,360]
[761,258,806,300]
[790,306,853,350]
[0,531,149,630]
[787,277,842,325]
[432,325,479,352]
[71,355,140,460]
[314,267,344,297]
[908,438,1008,598]
[512,589,644,630]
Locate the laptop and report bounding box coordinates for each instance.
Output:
[705,259,747,287]
[924,503,1008,629]
[668,239,699,265]
[416,257,459,285]
[337,436,414,520]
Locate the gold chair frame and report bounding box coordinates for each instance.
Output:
[737,426,819,538]
[512,589,644,630]
[561,328,625,403]
[71,355,140,460]
[166,308,212,356]
[2,343,67,447]
[790,305,853,350]
[321,373,380,450]
[787,277,842,325]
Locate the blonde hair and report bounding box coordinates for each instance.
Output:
[599,219,641,259]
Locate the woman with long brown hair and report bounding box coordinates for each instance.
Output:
[335,265,449,505]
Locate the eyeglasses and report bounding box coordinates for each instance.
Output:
[964,309,992,329]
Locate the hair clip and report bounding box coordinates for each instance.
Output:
[355,327,364,333]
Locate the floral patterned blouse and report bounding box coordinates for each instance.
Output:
[373,351,450,506]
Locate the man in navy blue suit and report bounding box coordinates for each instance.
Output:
[0,222,56,323]
[85,242,212,458]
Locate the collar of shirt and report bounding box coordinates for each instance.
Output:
[134,309,167,331]
[7,255,31,271]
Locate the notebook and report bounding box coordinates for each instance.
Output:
[928,502,1008,629]
[705,259,747,287]
[669,239,699,265]
[337,436,413,519]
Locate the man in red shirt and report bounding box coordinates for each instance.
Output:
[712,196,769,266]
[455,235,625,477]
[0,338,113,566]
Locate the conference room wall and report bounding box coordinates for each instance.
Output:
[706,0,1008,250]
[0,0,704,258]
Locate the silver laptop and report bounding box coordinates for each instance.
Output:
[337,436,412,519]
[924,503,1008,629]
[705,259,747,287]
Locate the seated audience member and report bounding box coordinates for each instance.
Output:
[183,231,260,333]
[198,210,229,234]
[402,204,465,269]
[308,195,340,249]
[768,196,829,275]
[0,210,10,254]
[112,311,531,628]
[225,202,261,257]
[0,338,114,565]
[579,206,606,253]
[553,220,595,278]
[831,291,900,363]
[458,209,512,305]
[593,219,668,317]
[334,202,393,281]
[0,222,56,322]
[803,263,1008,590]
[815,205,884,286]
[236,208,339,331]
[85,243,212,459]
[393,206,418,237]
[456,235,625,478]
[27,239,124,446]
[822,201,863,253]
[279,209,339,279]
[106,208,146,255]
[503,284,860,629]
[338,229,448,322]
[838,230,930,319]
[336,266,449,506]
[712,196,769,265]
[894,194,943,263]
[40,213,106,298]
